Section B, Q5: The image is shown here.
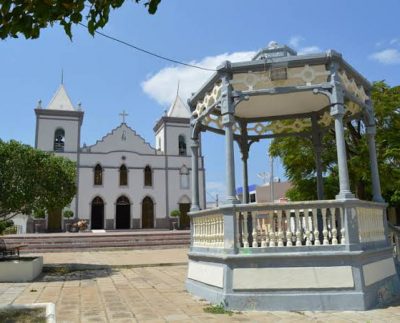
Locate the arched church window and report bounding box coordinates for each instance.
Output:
[178,135,187,156]
[54,128,65,152]
[144,165,152,187]
[120,164,128,186]
[180,165,189,189]
[94,164,103,186]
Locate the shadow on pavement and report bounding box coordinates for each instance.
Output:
[36,263,114,282]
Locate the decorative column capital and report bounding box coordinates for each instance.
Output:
[222,113,235,126]
[190,138,199,148]
[330,103,345,117]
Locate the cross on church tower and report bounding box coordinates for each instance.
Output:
[119,110,128,124]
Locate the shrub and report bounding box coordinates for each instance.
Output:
[63,209,74,219]
[32,208,46,219]
[170,209,181,218]
[0,220,14,234]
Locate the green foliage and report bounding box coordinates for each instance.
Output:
[270,81,400,206]
[371,82,400,205]
[63,209,74,219]
[0,140,77,220]
[0,220,14,234]
[170,209,181,217]
[0,308,45,323]
[3,225,17,235]
[32,208,46,219]
[203,303,234,316]
[0,0,161,39]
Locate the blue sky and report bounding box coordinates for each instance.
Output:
[1,0,400,201]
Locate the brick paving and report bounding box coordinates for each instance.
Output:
[1,248,400,322]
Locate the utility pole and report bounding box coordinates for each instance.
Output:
[270,155,274,203]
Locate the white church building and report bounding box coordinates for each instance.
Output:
[33,85,206,231]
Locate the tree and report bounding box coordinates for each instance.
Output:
[0,140,77,221]
[270,81,400,206]
[0,0,161,39]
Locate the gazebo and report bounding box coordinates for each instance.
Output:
[186,42,399,310]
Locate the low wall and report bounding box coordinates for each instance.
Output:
[0,256,43,282]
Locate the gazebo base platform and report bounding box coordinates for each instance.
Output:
[186,247,400,311]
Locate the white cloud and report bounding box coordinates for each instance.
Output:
[297,46,322,55]
[369,49,400,65]
[289,36,304,48]
[390,38,399,45]
[288,36,321,56]
[141,51,256,107]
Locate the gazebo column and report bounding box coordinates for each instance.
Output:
[190,138,200,211]
[366,125,384,202]
[330,102,354,199]
[311,114,324,200]
[220,65,239,204]
[239,121,250,204]
[329,66,354,200]
[241,149,249,204]
[223,114,238,203]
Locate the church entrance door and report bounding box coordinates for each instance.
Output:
[91,197,104,229]
[116,196,130,229]
[142,197,154,228]
[179,203,191,229]
[48,208,62,232]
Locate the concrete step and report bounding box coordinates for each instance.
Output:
[2,230,191,252]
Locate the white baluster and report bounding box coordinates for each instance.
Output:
[265,218,270,247]
[322,208,329,245]
[277,211,284,247]
[213,216,217,247]
[313,208,320,246]
[219,215,224,247]
[209,216,214,247]
[269,213,276,247]
[257,218,262,245]
[339,208,346,245]
[235,212,241,248]
[196,217,203,246]
[330,208,338,245]
[206,216,211,246]
[242,212,249,248]
[295,209,302,246]
[252,212,258,248]
[213,216,218,247]
[192,218,197,247]
[261,218,268,247]
[305,209,312,246]
[286,211,293,247]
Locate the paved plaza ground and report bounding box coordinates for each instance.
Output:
[0,247,400,322]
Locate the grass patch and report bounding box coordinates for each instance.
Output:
[45,266,71,275]
[0,307,46,323]
[203,303,234,316]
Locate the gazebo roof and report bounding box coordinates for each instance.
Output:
[188,43,372,139]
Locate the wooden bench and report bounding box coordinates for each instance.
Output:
[0,238,27,257]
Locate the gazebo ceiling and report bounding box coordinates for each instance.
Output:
[234,91,330,119]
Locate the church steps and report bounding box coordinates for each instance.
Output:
[3,231,190,252]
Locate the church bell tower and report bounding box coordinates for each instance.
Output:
[35,84,84,159]
[34,84,84,230]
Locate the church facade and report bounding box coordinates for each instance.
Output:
[34,85,206,231]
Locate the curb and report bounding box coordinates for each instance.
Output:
[43,261,188,271]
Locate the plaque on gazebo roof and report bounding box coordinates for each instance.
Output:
[252,41,297,61]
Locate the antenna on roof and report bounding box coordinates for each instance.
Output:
[61,69,64,85]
